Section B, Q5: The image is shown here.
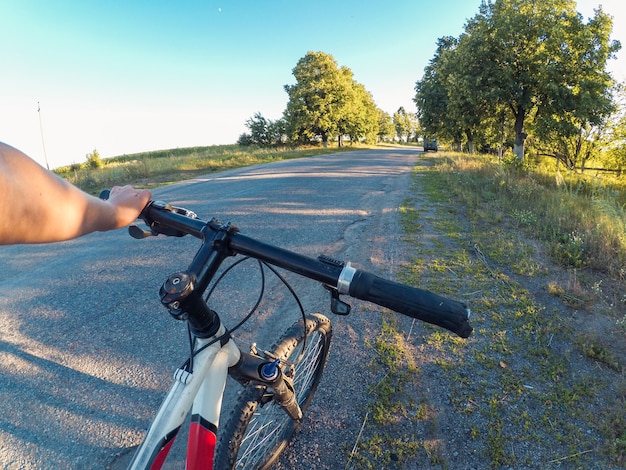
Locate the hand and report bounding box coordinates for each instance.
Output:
[106,185,152,229]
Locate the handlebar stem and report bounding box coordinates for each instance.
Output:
[158,225,235,338]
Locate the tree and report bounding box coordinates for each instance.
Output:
[339,82,380,145]
[283,51,378,147]
[392,107,417,142]
[414,36,465,150]
[85,149,103,169]
[377,110,395,142]
[442,24,502,154]
[531,6,618,169]
[236,133,254,146]
[238,112,286,147]
[602,83,626,173]
[246,112,272,146]
[416,1,620,160]
[283,52,352,146]
[459,0,620,161]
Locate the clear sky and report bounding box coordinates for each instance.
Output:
[1,0,624,169]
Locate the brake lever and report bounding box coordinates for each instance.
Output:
[129,224,156,239]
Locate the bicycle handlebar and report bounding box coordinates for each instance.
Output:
[134,200,472,338]
[347,271,472,338]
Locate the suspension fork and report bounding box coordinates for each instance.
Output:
[230,351,302,421]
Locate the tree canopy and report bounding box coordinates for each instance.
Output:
[283,51,384,146]
[237,113,286,146]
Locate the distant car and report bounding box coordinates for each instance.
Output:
[423,138,438,152]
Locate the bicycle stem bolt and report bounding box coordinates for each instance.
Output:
[160,271,194,320]
[260,359,281,381]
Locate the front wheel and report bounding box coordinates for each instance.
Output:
[215,313,332,469]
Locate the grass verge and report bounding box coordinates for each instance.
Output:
[347,152,626,469]
[54,144,372,194]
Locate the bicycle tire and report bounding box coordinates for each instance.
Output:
[214,313,332,470]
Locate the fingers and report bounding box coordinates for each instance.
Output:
[107,185,152,228]
[110,185,151,202]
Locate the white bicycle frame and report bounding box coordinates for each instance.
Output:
[129,324,241,470]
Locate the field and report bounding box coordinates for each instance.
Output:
[54,144,365,194]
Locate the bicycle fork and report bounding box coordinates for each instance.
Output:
[230,350,303,422]
[128,329,301,470]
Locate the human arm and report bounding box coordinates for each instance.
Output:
[0,142,151,245]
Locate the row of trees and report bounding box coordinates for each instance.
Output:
[414,0,622,168]
[238,52,419,147]
[238,1,626,172]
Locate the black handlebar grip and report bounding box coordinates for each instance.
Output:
[348,271,473,338]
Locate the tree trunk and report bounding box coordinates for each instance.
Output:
[513,107,527,161]
[498,111,505,163]
[322,133,328,148]
[465,129,474,154]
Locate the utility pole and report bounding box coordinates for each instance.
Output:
[37,101,50,170]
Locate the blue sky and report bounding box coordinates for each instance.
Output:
[1,0,624,169]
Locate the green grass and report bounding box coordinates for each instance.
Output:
[54,143,370,194]
[422,153,626,467]
[442,153,626,278]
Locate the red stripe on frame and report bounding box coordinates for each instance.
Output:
[151,436,177,470]
[186,416,217,470]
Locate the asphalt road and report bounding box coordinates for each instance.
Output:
[0,147,419,469]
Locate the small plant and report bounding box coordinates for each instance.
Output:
[547,280,565,297]
[575,335,622,372]
[85,149,103,169]
[550,230,588,268]
[511,208,537,227]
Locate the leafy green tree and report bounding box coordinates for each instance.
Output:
[340,82,380,145]
[283,51,378,147]
[459,0,620,161]
[238,112,286,146]
[267,118,287,145]
[602,83,626,173]
[443,25,501,153]
[531,7,618,169]
[283,52,353,146]
[85,149,103,169]
[393,106,417,142]
[414,36,465,150]
[416,1,620,160]
[377,109,395,142]
[245,112,272,146]
[236,133,254,146]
